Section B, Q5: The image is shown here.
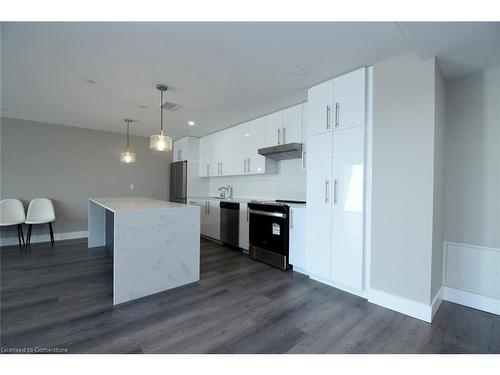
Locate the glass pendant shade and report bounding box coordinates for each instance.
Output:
[120,151,136,163]
[149,131,172,152]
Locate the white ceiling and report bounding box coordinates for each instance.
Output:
[1,22,499,139]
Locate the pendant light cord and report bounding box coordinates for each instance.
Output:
[126,122,130,150]
[160,89,164,133]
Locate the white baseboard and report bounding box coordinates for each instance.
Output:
[0,230,88,247]
[368,288,434,323]
[431,286,444,320]
[443,286,500,316]
[309,273,367,299]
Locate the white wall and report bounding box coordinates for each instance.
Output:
[444,67,500,249]
[208,159,306,200]
[371,52,437,306]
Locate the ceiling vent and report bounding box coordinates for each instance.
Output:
[160,101,182,112]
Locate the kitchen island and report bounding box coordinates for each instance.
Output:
[88,197,200,305]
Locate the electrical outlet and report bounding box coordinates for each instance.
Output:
[129,184,135,190]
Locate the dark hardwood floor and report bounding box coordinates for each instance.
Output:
[1,238,499,354]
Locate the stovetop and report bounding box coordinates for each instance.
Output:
[249,199,306,206]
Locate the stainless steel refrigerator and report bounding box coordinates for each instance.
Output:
[169,160,187,204]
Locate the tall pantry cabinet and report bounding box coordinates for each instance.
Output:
[305,67,370,294]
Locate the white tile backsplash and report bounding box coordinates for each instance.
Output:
[209,159,306,201]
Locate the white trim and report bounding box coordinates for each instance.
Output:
[443,286,500,316]
[431,286,443,320]
[0,230,88,247]
[368,288,433,323]
[309,273,367,299]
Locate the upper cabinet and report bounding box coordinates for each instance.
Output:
[265,104,304,147]
[210,129,233,176]
[199,135,211,177]
[173,136,199,161]
[232,117,267,175]
[307,67,366,136]
[307,79,334,136]
[333,68,366,130]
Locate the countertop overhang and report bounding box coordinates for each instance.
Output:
[89,197,191,212]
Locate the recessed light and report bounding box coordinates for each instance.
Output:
[84,79,96,84]
[245,133,250,137]
[188,121,195,126]
[138,105,148,109]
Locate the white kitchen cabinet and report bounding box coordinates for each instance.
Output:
[281,104,303,144]
[265,111,282,146]
[265,104,303,146]
[307,79,333,136]
[289,206,306,272]
[331,126,365,289]
[239,203,249,251]
[210,129,233,176]
[173,136,199,161]
[189,198,220,240]
[301,102,308,171]
[246,117,267,174]
[205,199,220,240]
[199,136,211,177]
[231,117,267,175]
[333,68,366,130]
[305,133,333,280]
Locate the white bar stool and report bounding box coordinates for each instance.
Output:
[0,199,26,251]
[25,198,56,248]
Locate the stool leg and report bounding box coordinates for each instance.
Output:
[20,225,25,246]
[49,222,55,246]
[17,224,22,251]
[26,224,32,249]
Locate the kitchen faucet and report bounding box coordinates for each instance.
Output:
[218,185,233,199]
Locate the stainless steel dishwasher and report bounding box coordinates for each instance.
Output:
[220,201,240,248]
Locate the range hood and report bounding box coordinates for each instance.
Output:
[258,143,303,161]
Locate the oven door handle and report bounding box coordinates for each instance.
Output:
[248,209,287,218]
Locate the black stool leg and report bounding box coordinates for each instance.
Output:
[26,224,32,249]
[19,224,25,246]
[17,224,23,251]
[49,222,55,246]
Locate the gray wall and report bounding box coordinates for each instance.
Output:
[371,53,437,305]
[1,117,171,239]
[431,63,446,299]
[444,67,500,249]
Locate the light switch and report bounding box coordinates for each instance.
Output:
[129,184,135,190]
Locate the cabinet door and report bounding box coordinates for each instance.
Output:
[333,68,366,130]
[206,200,221,240]
[301,103,308,171]
[281,104,303,144]
[331,126,365,290]
[220,128,233,176]
[210,131,223,176]
[246,117,267,174]
[265,111,282,146]
[305,133,333,279]
[289,207,306,271]
[307,79,333,136]
[188,198,207,235]
[199,136,211,177]
[231,123,248,175]
[239,203,249,251]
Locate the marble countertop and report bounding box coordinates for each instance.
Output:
[89,197,193,212]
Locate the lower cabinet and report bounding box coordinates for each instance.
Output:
[239,203,249,251]
[188,198,220,241]
[289,206,306,272]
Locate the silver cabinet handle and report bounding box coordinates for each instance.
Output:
[334,179,338,204]
[326,105,331,129]
[325,179,329,203]
[290,209,294,229]
[302,150,306,169]
[207,163,209,176]
[249,209,286,218]
[335,102,340,128]
[207,201,210,214]
[247,158,250,172]
[243,158,246,173]
[220,162,223,175]
[278,128,281,145]
[247,206,249,222]
[282,127,286,143]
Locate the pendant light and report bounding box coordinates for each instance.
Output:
[120,119,136,163]
[149,84,172,152]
